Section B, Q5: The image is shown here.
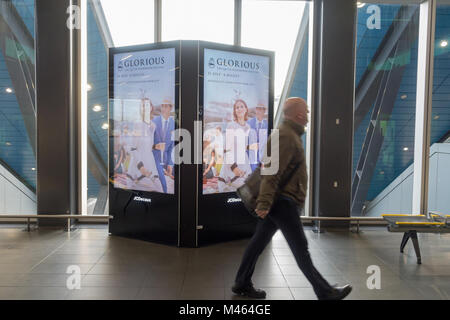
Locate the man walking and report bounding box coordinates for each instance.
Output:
[232,97,352,300]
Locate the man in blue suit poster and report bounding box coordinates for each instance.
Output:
[248,103,268,171]
[152,98,175,194]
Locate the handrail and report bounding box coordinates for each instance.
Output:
[300,217,383,221]
[0,214,384,234]
[0,214,111,219]
[0,214,112,233]
[300,216,385,233]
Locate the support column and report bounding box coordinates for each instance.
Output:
[412,0,436,216]
[234,0,242,46]
[178,40,199,247]
[311,0,356,227]
[36,0,81,226]
[154,0,162,43]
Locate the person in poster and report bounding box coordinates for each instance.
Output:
[152,98,175,194]
[112,127,128,188]
[247,102,268,172]
[202,49,270,195]
[136,98,165,193]
[112,120,135,189]
[217,99,254,192]
[126,118,164,193]
[112,48,176,194]
[114,98,161,193]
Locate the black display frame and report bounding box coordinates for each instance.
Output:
[197,41,275,246]
[108,41,181,245]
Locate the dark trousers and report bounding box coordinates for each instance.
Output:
[235,196,332,297]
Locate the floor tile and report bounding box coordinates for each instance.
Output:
[0,227,449,300]
[137,287,181,299]
[81,274,146,287]
[180,287,225,300]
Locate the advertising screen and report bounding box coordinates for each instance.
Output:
[111,48,176,194]
[202,49,270,195]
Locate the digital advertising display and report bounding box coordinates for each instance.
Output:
[202,49,270,195]
[111,48,176,194]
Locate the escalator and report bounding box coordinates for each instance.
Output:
[352,5,420,216]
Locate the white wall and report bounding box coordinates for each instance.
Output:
[0,163,36,215]
[427,143,450,214]
[365,143,450,217]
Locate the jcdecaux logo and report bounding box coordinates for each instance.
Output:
[133,196,152,203]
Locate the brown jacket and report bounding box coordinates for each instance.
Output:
[256,119,307,211]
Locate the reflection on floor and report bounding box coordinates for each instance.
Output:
[0,225,449,300]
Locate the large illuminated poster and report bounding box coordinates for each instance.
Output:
[203,49,270,195]
[112,48,176,194]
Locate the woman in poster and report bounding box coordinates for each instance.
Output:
[112,129,128,188]
[217,99,253,193]
[126,99,163,193]
[113,142,126,174]
[112,121,134,188]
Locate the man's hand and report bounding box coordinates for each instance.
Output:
[255,209,269,219]
[249,143,259,151]
[232,167,244,177]
[154,143,166,151]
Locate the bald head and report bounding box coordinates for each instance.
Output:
[283,97,309,126]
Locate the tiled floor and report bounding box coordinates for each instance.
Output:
[0,225,449,300]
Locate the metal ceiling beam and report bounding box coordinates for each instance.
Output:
[0,0,34,61]
[0,1,36,157]
[354,5,419,130]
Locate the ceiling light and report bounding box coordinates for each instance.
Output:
[31,168,36,171]
[434,115,440,120]
[379,171,385,175]
[440,40,448,48]
[86,83,92,91]
[5,142,11,146]
[92,105,102,112]
[401,94,407,100]
[357,2,366,8]
[101,123,109,130]
[5,88,13,93]
[403,147,409,151]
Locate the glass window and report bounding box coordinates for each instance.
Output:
[162,0,234,44]
[84,0,110,215]
[427,1,450,217]
[101,0,154,46]
[284,2,310,215]
[352,3,420,217]
[241,0,306,115]
[0,0,36,214]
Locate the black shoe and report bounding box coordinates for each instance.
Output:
[318,284,352,300]
[232,283,266,299]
